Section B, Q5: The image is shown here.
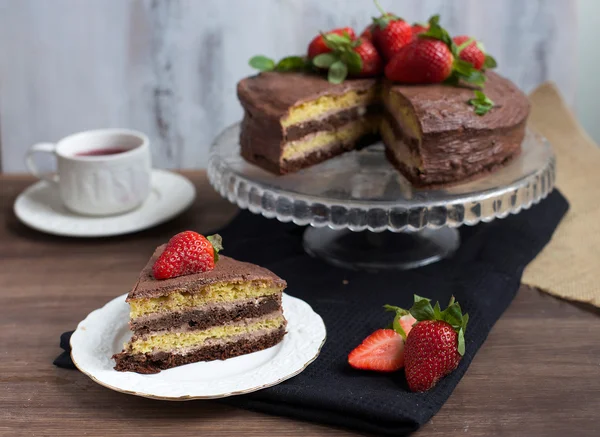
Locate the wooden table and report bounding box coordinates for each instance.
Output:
[1,172,599,437]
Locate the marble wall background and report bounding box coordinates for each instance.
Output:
[0,0,577,173]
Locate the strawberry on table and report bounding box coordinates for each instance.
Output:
[152,231,223,280]
[307,27,356,59]
[371,1,412,61]
[453,35,497,71]
[348,329,406,372]
[404,295,469,392]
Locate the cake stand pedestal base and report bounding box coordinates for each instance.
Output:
[303,227,460,271]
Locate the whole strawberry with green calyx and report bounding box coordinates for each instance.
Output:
[404,295,469,392]
[152,232,223,280]
[371,1,412,61]
[453,35,497,71]
[386,14,485,86]
[312,34,383,83]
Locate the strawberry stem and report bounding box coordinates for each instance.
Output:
[207,234,223,262]
[456,37,475,54]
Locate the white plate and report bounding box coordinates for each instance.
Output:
[70,293,326,400]
[14,169,196,238]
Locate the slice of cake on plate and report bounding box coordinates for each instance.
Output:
[113,232,287,374]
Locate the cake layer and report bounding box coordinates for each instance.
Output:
[129,282,282,318]
[130,294,281,335]
[127,315,286,354]
[127,250,286,301]
[113,326,286,374]
[285,104,381,141]
[282,116,379,162]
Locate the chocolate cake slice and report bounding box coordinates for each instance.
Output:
[237,72,381,174]
[113,246,287,374]
[236,71,530,186]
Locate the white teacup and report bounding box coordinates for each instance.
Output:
[26,129,152,216]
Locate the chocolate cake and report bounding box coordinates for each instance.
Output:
[113,246,287,374]
[236,71,530,186]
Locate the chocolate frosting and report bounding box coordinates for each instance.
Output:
[237,72,378,121]
[386,71,530,134]
[127,245,287,300]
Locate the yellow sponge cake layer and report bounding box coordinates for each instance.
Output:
[282,117,379,161]
[282,88,378,127]
[129,316,286,354]
[129,281,283,318]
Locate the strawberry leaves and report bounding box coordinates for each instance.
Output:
[249,55,309,73]
[469,90,495,115]
[206,234,223,262]
[409,294,469,356]
[383,304,410,339]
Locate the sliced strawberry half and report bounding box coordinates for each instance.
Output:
[348,329,405,372]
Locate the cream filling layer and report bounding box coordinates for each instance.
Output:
[127,315,286,354]
[129,282,283,318]
[281,117,379,161]
[135,309,283,338]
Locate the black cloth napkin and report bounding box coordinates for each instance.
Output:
[55,190,568,436]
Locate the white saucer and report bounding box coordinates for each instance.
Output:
[14,169,196,237]
[70,293,326,400]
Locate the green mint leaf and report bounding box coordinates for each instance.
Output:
[312,53,337,68]
[483,54,497,69]
[410,295,435,321]
[328,60,348,84]
[249,55,276,72]
[275,56,307,71]
[457,327,466,356]
[468,90,494,115]
[323,32,352,49]
[341,50,362,74]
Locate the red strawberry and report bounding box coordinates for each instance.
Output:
[404,295,469,392]
[307,27,356,59]
[411,23,429,36]
[311,35,382,82]
[353,37,383,77]
[385,38,453,83]
[152,232,223,280]
[453,35,485,70]
[348,329,405,372]
[371,10,412,61]
[359,24,374,41]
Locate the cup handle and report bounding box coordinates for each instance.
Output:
[26,142,59,185]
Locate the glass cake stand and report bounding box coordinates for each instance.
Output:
[208,124,555,270]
